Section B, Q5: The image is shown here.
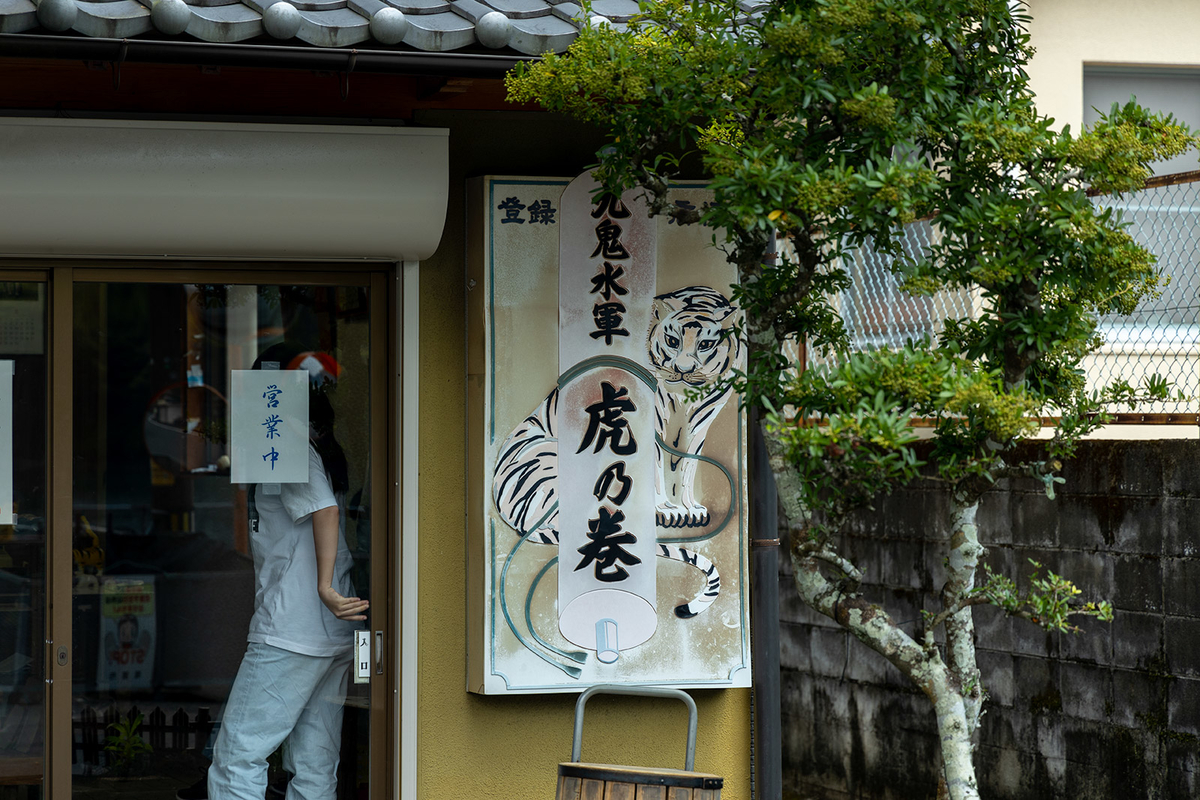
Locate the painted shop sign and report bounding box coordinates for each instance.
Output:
[467,174,751,694]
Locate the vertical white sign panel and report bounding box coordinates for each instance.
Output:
[354,630,371,685]
[230,370,309,484]
[0,361,11,525]
[557,174,658,656]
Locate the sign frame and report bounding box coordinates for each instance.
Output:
[467,175,752,695]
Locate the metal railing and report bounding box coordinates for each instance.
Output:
[815,172,1200,420]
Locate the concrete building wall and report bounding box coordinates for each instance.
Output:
[1026,0,1200,131]
[411,110,753,799]
[780,439,1200,799]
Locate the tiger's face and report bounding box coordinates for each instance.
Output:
[648,287,740,390]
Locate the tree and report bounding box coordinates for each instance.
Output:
[506,1,1196,798]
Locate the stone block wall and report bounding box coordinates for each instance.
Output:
[780,439,1200,799]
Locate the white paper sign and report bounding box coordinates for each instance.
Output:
[230,370,309,484]
[0,361,12,525]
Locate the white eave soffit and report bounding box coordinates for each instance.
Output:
[0,117,449,261]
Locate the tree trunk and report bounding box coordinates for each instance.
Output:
[768,427,984,800]
[943,495,985,737]
[930,680,982,800]
[786,536,983,800]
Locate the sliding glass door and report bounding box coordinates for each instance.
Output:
[0,276,48,798]
[0,267,393,800]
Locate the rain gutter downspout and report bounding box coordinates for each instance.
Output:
[0,32,535,78]
[749,232,783,800]
[750,408,782,800]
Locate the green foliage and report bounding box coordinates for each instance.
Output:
[509,7,1195,787]
[104,714,153,776]
[1074,101,1197,194]
[976,560,1114,632]
[764,387,923,539]
[509,0,1192,692]
[508,0,1195,505]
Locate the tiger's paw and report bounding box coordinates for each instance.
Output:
[656,502,710,528]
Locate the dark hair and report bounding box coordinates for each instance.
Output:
[252,342,349,493]
[309,390,349,493]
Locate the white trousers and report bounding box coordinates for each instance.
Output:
[209,642,351,800]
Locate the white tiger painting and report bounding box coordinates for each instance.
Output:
[491,285,742,620]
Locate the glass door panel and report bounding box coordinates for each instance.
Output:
[0,281,47,797]
[70,280,376,800]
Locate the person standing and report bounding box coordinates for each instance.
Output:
[209,351,368,800]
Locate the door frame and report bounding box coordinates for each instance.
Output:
[33,262,397,800]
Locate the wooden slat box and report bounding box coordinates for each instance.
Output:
[556,762,723,800]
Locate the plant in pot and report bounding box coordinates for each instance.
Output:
[103,713,153,778]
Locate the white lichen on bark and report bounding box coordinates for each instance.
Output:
[943,495,986,738]
[769,426,985,800]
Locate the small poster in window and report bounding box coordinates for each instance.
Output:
[98,576,156,691]
[229,369,309,485]
[0,284,43,355]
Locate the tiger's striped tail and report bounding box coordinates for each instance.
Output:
[658,543,721,619]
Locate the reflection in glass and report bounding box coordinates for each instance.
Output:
[0,282,47,797]
[72,283,372,798]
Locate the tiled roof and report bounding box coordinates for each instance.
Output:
[0,0,772,55]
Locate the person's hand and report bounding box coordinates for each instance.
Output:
[318,585,369,621]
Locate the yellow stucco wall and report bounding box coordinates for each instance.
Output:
[1026,0,1200,130]
[413,110,754,799]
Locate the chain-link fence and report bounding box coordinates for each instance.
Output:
[815,172,1200,420]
